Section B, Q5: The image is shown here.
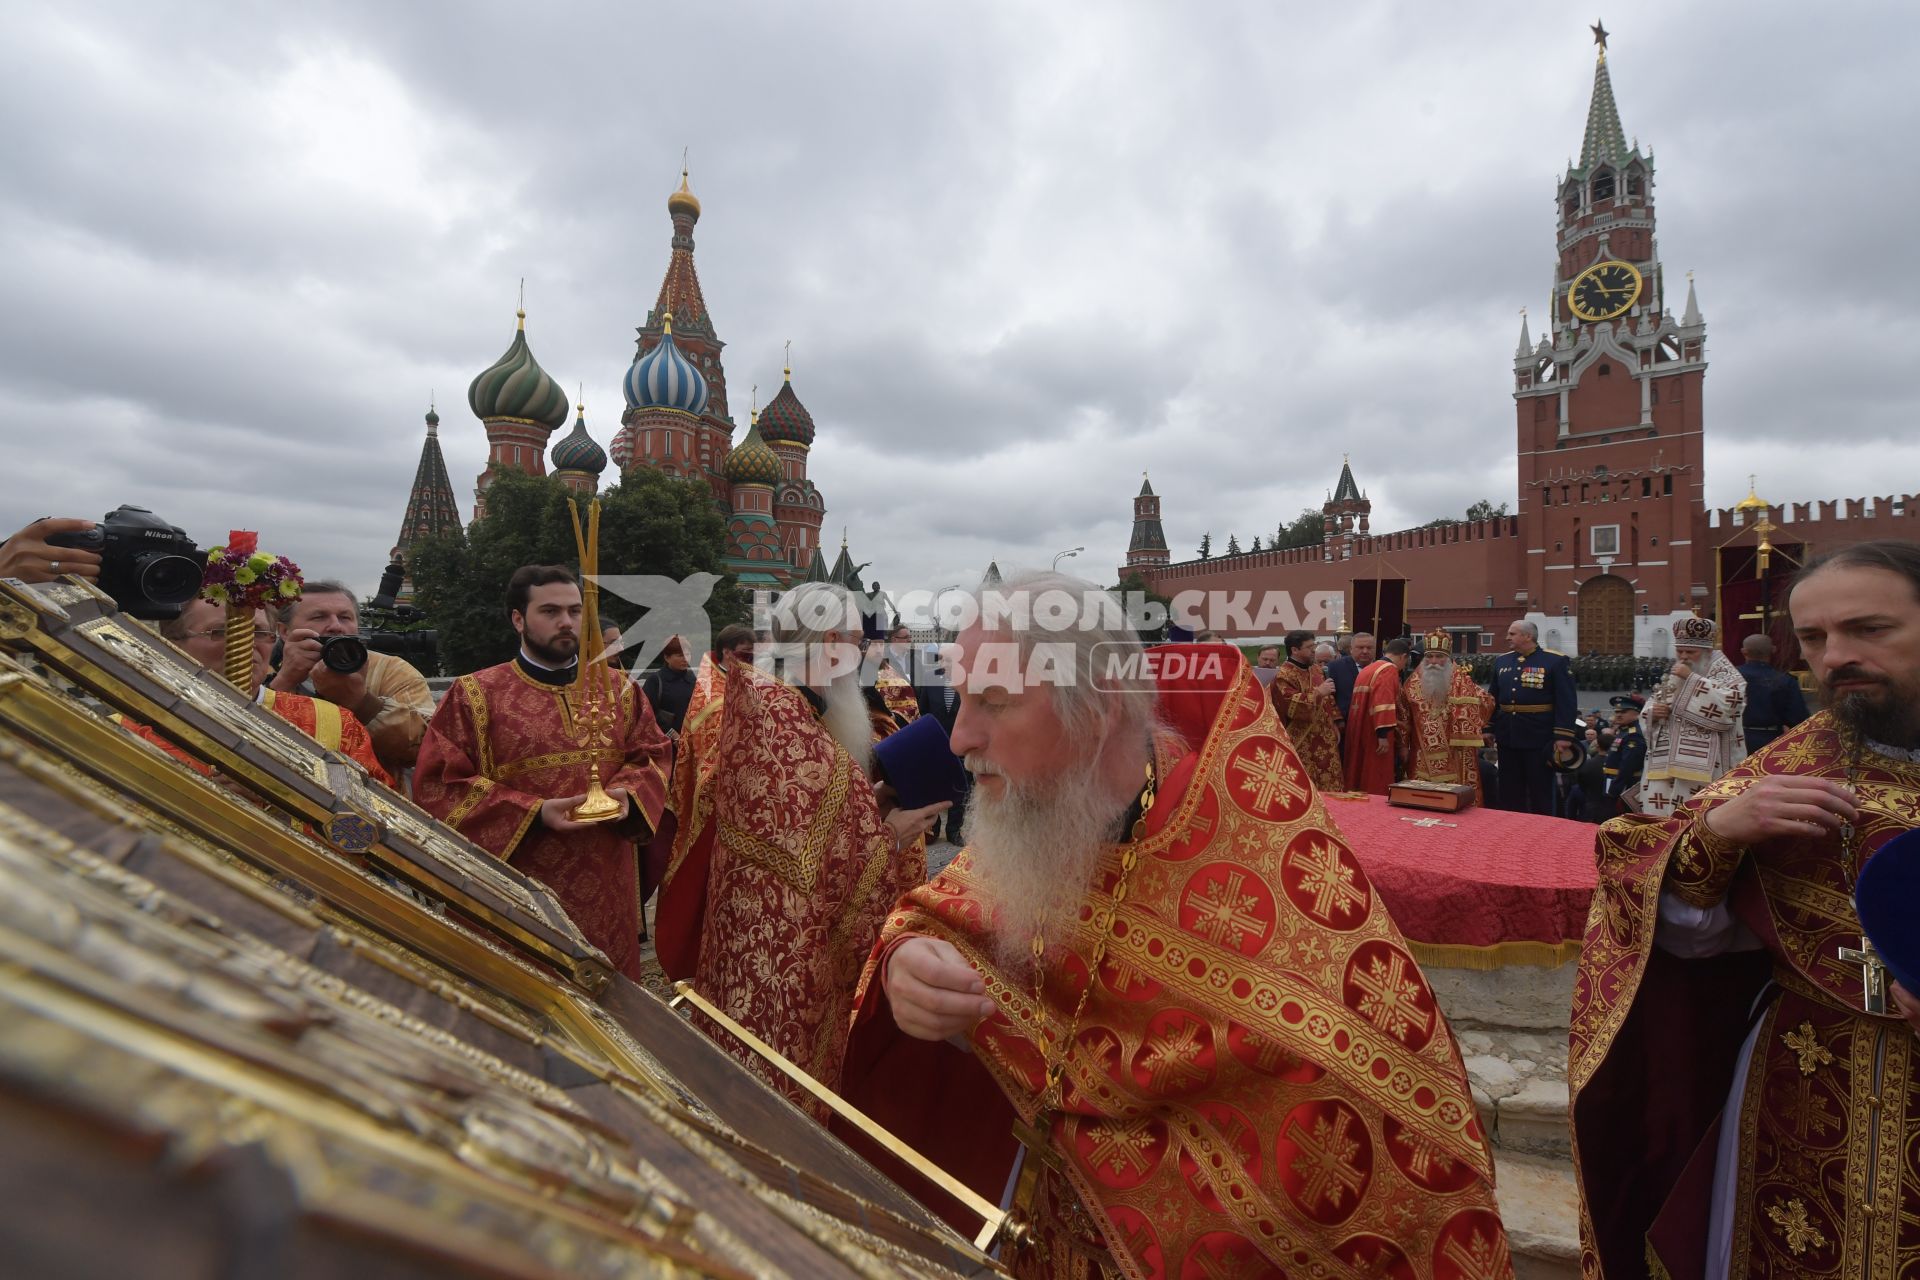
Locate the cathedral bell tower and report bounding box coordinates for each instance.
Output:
[1513,25,1708,656]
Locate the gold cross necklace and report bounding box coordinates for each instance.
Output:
[1831,731,1890,1015]
[1028,758,1156,1119]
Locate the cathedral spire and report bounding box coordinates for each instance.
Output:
[638,167,727,418]
[1515,308,1533,358]
[654,170,713,334]
[1580,25,1629,170]
[391,404,463,602]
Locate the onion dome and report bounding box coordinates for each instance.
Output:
[723,418,781,487]
[623,313,709,416]
[467,310,570,430]
[425,403,440,431]
[668,168,701,221]
[759,364,815,447]
[550,403,607,475]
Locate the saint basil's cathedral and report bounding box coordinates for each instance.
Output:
[1123,29,1915,660]
[387,170,835,597]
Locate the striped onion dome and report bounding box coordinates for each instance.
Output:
[550,404,607,475]
[623,314,709,415]
[758,370,815,447]
[467,310,570,429]
[723,419,781,486]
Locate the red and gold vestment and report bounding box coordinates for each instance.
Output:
[1343,659,1402,796]
[841,648,1511,1280]
[1571,713,1920,1278]
[683,664,921,1117]
[412,660,671,981]
[877,668,920,727]
[1398,666,1494,800]
[120,688,393,790]
[1269,659,1343,793]
[655,654,729,980]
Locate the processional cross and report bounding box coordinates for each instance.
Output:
[1837,937,1889,1015]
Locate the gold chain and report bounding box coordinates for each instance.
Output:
[1837,728,1864,898]
[1029,758,1156,1118]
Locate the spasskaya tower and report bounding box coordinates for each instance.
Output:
[1512,22,1708,655]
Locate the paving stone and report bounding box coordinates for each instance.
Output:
[1464,1054,1521,1097]
[1457,1029,1496,1056]
[1496,1153,1580,1280]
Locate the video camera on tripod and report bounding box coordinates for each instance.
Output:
[359,560,441,675]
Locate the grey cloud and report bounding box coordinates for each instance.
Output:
[2,0,1914,603]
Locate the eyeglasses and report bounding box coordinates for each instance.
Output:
[180,627,277,642]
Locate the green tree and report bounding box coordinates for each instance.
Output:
[1117,571,1173,642]
[1249,535,1264,552]
[409,467,747,676]
[1225,533,1243,556]
[1424,498,1510,528]
[1271,507,1325,550]
[1198,532,1212,560]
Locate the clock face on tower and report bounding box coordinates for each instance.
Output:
[1567,260,1644,322]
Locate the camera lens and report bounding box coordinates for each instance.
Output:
[136,553,205,606]
[321,635,369,675]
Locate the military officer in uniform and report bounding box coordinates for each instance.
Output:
[1488,618,1579,814]
[1600,693,1647,816]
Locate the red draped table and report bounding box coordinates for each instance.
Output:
[1322,795,1599,969]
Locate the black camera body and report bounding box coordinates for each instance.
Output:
[317,634,369,675]
[47,505,206,620]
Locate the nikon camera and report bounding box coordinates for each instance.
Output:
[47,505,207,620]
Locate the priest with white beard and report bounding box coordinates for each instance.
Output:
[835,572,1511,1280]
[1398,631,1496,800]
[667,581,947,1118]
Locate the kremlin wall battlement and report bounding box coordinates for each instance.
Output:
[1705,494,1915,532]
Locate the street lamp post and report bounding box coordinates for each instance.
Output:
[931,584,962,642]
[1052,546,1084,571]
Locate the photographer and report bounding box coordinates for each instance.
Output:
[1,516,102,583]
[270,580,434,779]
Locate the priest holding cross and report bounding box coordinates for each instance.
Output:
[1571,539,1920,1278]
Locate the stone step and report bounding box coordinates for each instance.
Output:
[1495,1077,1571,1161]
[1495,1152,1580,1280]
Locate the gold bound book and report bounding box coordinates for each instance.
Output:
[1387,781,1476,812]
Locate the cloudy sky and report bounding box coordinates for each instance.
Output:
[4,1,1915,600]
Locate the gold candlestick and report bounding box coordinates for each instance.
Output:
[567,498,625,824]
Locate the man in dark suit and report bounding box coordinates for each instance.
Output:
[1488,618,1579,814]
[915,645,971,844]
[1736,633,1809,754]
[1324,631,1367,753]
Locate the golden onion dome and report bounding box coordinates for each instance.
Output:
[668,169,701,220]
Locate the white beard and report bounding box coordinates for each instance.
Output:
[961,754,1133,976]
[817,675,874,775]
[1419,660,1452,701]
